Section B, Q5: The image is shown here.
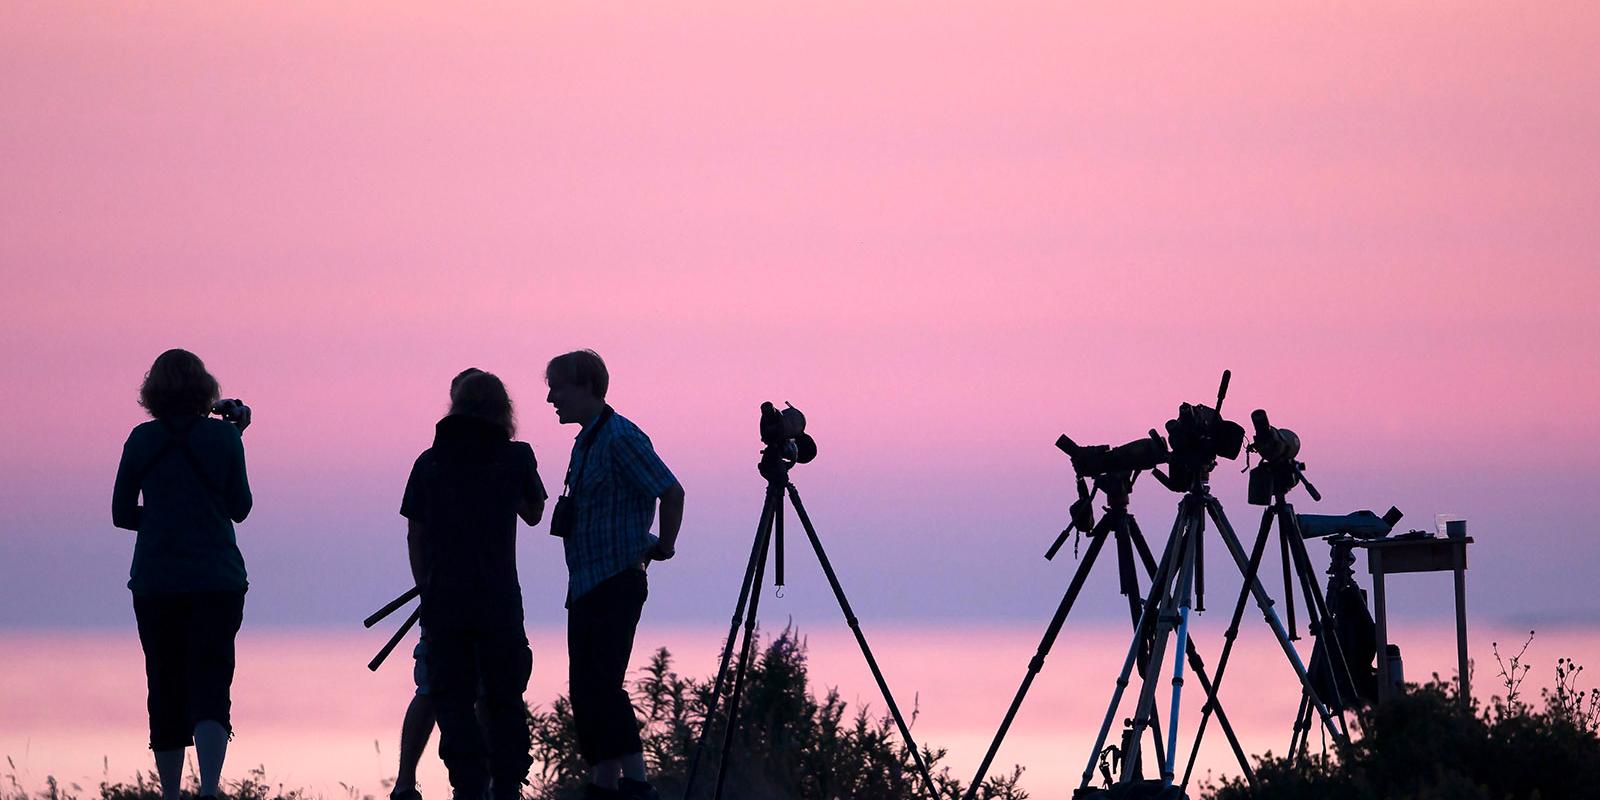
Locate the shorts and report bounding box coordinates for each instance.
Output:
[414,631,488,698]
[412,636,432,696]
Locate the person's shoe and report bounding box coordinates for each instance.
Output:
[616,779,660,800]
[580,784,622,800]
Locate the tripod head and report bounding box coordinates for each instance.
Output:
[1047,433,1161,560]
[757,401,816,483]
[1323,535,1361,588]
[1151,370,1246,494]
[1046,470,1145,561]
[1245,409,1322,505]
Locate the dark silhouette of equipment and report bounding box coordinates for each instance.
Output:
[962,431,1256,799]
[1289,505,1404,740]
[683,403,937,800]
[1289,532,1388,758]
[1297,508,1404,541]
[210,398,252,431]
[364,586,420,671]
[1075,372,1348,800]
[1174,411,1381,785]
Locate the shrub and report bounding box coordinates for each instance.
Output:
[527,625,1027,800]
[1205,635,1600,800]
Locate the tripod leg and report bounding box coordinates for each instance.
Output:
[1289,690,1312,763]
[684,487,780,797]
[712,508,775,800]
[1124,498,1201,784]
[1161,507,1202,783]
[1204,497,1345,746]
[1080,505,1188,792]
[785,484,938,798]
[1117,523,1142,628]
[1115,519,1168,778]
[366,606,421,672]
[1280,528,1298,639]
[1281,507,1355,738]
[1179,505,1274,780]
[962,516,1115,799]
[1128,521,1255,791]
[774,493,785,589]
[1291,548,1344,729]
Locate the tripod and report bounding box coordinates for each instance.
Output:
[1078,466,1344,796]
[682,443,937,800]
[364,586,421,671]
[1177,427,1358,786]
[1286,535,1377,761]
[963,470,1255,799]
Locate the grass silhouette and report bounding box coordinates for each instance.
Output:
[13,631,1596,799]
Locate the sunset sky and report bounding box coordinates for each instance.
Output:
[3,1,1598,638]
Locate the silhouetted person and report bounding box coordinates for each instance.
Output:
[392,369,494,800]
[112,349,253,800]
[394,628,491,800]
[545,350,684,800]
[392,632,437,800]
[402,370,545,800]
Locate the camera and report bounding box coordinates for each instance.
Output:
[550,497,575,538]
[1056,432,1168,477]
[211,398,251,431]
[1155,371,1245,491]
[1164,401,1245,465]
[759,401,816,464]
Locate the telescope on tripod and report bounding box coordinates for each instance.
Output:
[963,371,1381,800]
[684,402,938,800]
[964,410,1255,800]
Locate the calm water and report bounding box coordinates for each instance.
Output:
[5,622,1597,798]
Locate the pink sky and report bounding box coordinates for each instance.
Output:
[2,2,1599,632]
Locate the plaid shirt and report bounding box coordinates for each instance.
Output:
[562,407,678,602]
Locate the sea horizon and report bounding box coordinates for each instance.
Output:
[6,620,1596,798]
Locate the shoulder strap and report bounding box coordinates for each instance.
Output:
[562,406,616,496]
[137,418,227,500]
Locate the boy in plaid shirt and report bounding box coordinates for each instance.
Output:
[545,350,684,800]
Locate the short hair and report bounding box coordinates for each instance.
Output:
[449,370,515,438]
[545,350,609,400]
[139,349,220,419]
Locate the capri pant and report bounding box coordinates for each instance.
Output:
[132,590,246,751]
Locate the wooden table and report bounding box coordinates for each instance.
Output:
[1362,536,1473,707]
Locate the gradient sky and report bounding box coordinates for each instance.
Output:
[2,2,1598,632]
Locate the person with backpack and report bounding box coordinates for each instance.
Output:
[390,369,497,800]
[112,348,253,800]
[402,369,546,800]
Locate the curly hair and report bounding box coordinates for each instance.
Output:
[449,370,516,438]
[139,349,220,419]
